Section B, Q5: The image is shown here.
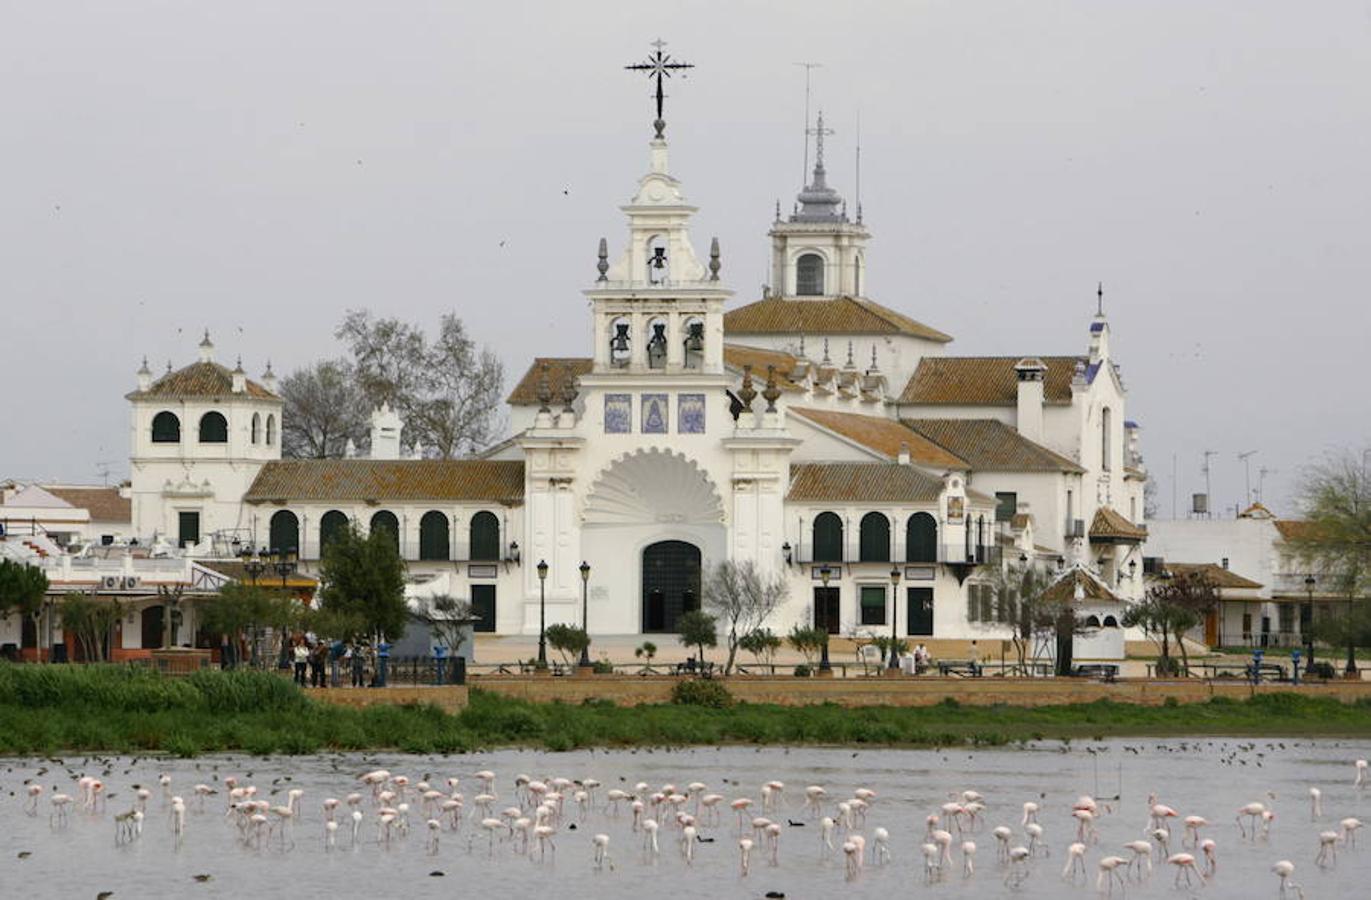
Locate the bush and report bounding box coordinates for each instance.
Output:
[1307,661,1337,680]
[592,660,614,674]
[671,679,734,709]
[1154,656,1182,677]
[793,664,812,678]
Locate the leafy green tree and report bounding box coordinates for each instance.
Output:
[737,628,782,668]
[316,522,408,642]
[1288,451,1371,672]
[57,591,120,662]
[701,559,788,675]
[1123,572,1218,675]
[787,624,826,668]
[0,558,48,620]
[676,610,718,668]
[545,623,589,666]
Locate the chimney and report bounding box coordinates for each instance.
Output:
[136,357,152,392]
[897,442,911,466]
[231,357,246,393]
[261,361,278,394]
[369,403,403,460]
[1014,358,1046,443]
[198,330,214,363]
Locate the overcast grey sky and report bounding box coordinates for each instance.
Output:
[3,1,1368,518]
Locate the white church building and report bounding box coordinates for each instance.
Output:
[115,102,1147,661]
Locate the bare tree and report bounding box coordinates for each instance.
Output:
[701,559,789,675]
[411,593,474,655]
[279,359,368,458]
[335,310,504,458]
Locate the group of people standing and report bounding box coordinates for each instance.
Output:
[290,636,376,688]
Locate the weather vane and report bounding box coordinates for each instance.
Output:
[625,39,694,139]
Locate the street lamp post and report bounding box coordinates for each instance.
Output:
[578,561,592,668]
[818,565,833,675]
[888,565,902,672]
[239,547,266,670]
[1347,590,1360,678]
[1304,574,1316,676]
[536,560,549,669]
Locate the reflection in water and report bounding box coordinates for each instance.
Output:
[2,739,1370,899]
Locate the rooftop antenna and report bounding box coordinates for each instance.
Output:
[1237,450,1258,508]
[854,107,863,222]
[794,62,823,186]
[1201,450,1217,518]
[1256,466,1276,504]
[1097,281,1105,316]
[95,461,113,487]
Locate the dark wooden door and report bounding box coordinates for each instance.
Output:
[471,585,496,633]
[641,541,701,633]
[141,605,165,649]
[814,587,840,634]
[907,587,934,636]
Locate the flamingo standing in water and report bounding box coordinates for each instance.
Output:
[1355,759,1368,789]
[1237,802,1267,840]
[24,784,43,816]
[1168,852,1202,887]
[739,837,754,877]
[1272,859,1303,898]
[1342,817,1363,846]
[870,827,891,865]
[592,833,612,870]
[1309,787,1323,820]
[921,842,943,882]
[992,825,1013,862]
[1096,856,1128,897]
[960,840,976,877]
[1316,830,1339,868]
[1199,838,1217,875]
[1062,842,1087,881]
[1183,814,1209,848]
[1124,840,1152,880]
[1005,846,1031,887]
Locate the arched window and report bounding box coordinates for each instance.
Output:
[1102,615,1119,628]
[682,317,705,370]
[268,510,299,556]
[646,234,669,283]
[812,512,844,563]
[251,413,261,444]
[265,414,276,447]
[609,316,631,368]
[854,254,863,296]
[370,510,400,555]
[976,515,987,562]
[796,253,824,296]
[319,510,349,556]
[1084,615,1102,629]
[1101,407,1112,471]
[198,411,228,443]
[906,512,938,563]
[469,511,500,561]
[419,511,450,561]
[859,512,890,562]
[151,411,181,443]
[646,318,668,369]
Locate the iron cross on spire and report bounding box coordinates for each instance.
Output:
[625,38,694,139]
[807,110,835,174]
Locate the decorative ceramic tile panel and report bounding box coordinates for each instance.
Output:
[604,394,631,434]
[641,393,669,434]
[678,393,706,434]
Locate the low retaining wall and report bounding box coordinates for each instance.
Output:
[475,675,1371,708]
[311,685,470,714]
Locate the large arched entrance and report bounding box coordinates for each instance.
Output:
[641,541,701,633]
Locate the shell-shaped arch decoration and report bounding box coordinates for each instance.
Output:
[582,447,725,526]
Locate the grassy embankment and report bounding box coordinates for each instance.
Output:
[3,664,1371,757]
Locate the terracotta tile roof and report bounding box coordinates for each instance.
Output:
[789,408,968,469]
[1275,519,1317,542]
[198,560,319,589]
[44,487,131,523]
[126,361,276,400]
[507,358,592,405]
[899,356,1081,406]
[1088,507,1148,542]
[1039,567,1121,605]
[244,460,525,504]
[786,462,946,503]
[901,418,1086,474]
[724,296,953,343]
[1162,562,1263,591]
[722,344,806,392]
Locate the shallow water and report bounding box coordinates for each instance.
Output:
[2,739,1369,899]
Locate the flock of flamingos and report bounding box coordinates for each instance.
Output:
[12,755,1371,896]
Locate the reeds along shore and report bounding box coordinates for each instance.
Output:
[3,664,1371,757]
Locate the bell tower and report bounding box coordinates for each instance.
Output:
[768,111,871,299]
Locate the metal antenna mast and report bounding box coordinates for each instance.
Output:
[1257,466,1276,504]
[1201,450,1217,518]
[794,62,823,186]
[1237,450,1257,508]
